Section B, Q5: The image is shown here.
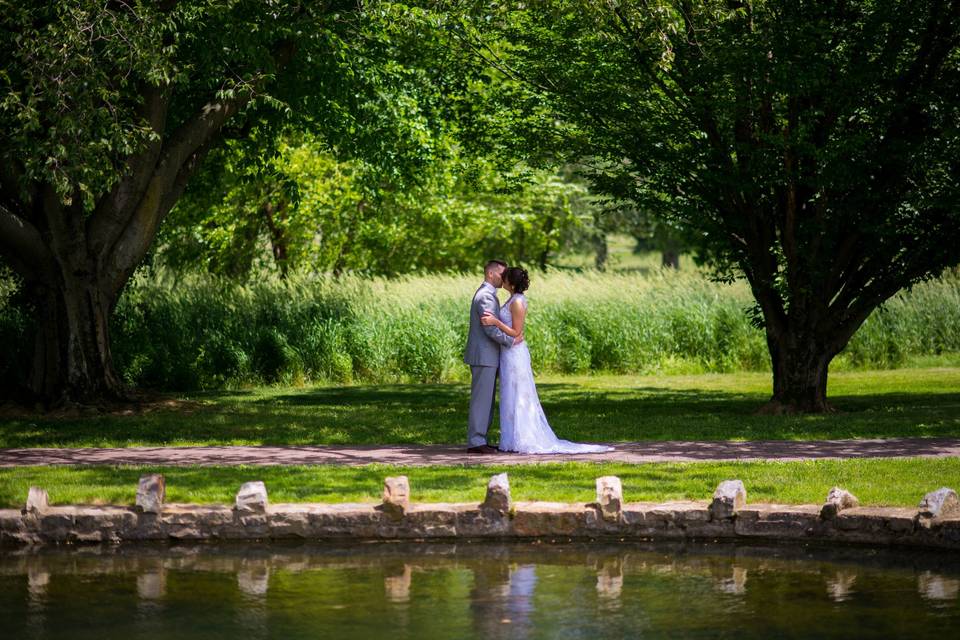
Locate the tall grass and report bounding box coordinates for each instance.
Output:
[2,267,959,390]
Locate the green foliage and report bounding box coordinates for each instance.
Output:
[0,271,28,389]
[455,0,960,285]
[0,1,466,205]
[4,267,958,390]
[451,1,960,406]
[842,274,960,368]
[160,131,602,278]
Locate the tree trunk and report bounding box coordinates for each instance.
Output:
[661,250,680,269]
[261,200,289,278]
[593,232,608,271]
[27,266,122,405]
[538,215,555,270]
[759,328,837,414]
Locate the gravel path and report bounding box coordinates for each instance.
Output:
[1,437,958,467]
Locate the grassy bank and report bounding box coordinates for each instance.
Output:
[1,458,957,508]
[3,266,960,391]
[1,368,958,448]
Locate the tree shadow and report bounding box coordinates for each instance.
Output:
[1,382,958,448]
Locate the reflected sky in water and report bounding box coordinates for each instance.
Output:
[2,541,959,639]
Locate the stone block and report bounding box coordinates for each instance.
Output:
[24,487,49,515]
[268,508,310,538]
[404,505,459,537]
[918,488,959,520]
[709,480,746,521]
[235,481,268,514]
[38,512,74,542]
[511,502,587,537]
[483,473,511,514]
[820,487,859,520]
[381,476,410,520]
[595,476,623,522]
[735,505,819,539]
[456,506,511,537]
[303,504,377,538]
[136,474,166,514]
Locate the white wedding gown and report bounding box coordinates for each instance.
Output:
[498,294,613,454]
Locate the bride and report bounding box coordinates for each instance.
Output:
[481,267,613,454]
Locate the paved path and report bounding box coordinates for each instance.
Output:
[1,438,958,467]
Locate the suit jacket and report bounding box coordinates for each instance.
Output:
[464,282,513,366]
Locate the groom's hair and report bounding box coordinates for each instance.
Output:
[484,259,508,274]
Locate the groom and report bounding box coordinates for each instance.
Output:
[464,259,522,454]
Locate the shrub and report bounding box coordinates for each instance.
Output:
[1,267,958,390]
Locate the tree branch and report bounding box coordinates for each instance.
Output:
[103,38,298,292]
[0,206,55,283]
[87,82,171,261]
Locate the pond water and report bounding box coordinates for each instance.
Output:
[2,541,959,639]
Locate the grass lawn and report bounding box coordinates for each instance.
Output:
[1,367,959,448]
[1,458,957,509]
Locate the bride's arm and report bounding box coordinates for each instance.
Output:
[480,311,520,337]
[480,298,526,338]
[509,298,526,336]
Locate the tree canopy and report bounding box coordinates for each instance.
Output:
[1,0,958,412]
[160,132,600,278]
[0,1,471,402]
[452,0,960,411]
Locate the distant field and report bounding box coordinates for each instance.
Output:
[3,241,959,391]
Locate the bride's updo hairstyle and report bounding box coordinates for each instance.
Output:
[504,266,530,294]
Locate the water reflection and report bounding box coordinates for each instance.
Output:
[384,563,412,604]
[717,565,748,596]
[918,571,960,602]
[137,569,166,601]
[27,567,49,598]
[596,558,623,608]
[826,569,857,602]
[237,565,270,597]
[2,542,959,640]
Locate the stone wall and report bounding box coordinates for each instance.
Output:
[2,475,958,549]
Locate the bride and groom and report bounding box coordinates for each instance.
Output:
[465,259,613,455]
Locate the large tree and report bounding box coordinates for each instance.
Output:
[455,0,960,412]
[0,1,448,403]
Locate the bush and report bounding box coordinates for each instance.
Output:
[1,267,959,390]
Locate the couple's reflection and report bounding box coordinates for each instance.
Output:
[470,561,537,638]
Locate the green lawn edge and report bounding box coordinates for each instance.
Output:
[2,458,957,509]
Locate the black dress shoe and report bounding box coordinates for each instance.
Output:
[466,444,499,454]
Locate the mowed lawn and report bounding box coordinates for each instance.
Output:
[1,368,959,448]
[2,458,959,509]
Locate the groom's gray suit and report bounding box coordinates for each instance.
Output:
[465,282,514,447]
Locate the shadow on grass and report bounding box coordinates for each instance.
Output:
[0,382,958,448]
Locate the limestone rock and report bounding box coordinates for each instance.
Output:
[820,487,859,520]
[235,481,268,514]
[709,480,746,521]
[136,474,166,514]
[24,487,49,515]
[483,473,511,514]
[918,488,959,519]
[381,476,410,520]
[596,476,623,522]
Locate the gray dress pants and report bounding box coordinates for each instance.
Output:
[468,365,498,447]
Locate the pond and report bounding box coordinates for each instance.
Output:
[2,541,958,639]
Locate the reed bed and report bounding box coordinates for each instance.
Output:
[2,268,959,390]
